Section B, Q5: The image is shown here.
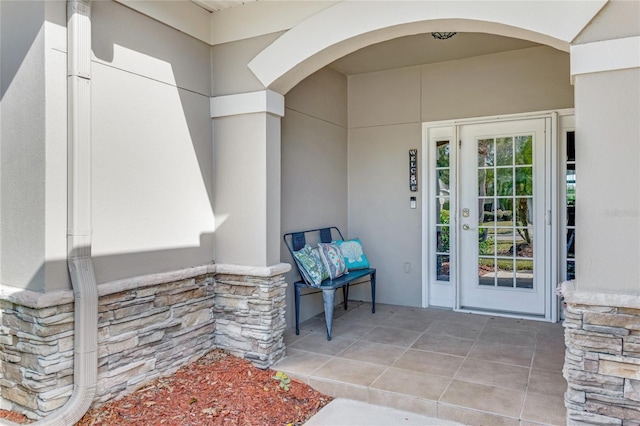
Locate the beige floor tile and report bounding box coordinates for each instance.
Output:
[431,311,491,326]
[412,333,476,357]
[426,319,484,339]
[454,358,530,391]
[438,404,520,426]
[308,377,369,402]
[440,379,525,417]
[538,321,566,336]
[337,307,394,325]
[362,302,398,314]
[382,313,436,332]
[371,367,452,401]
[288,332,355,356]
[467,340,534,367]
[329,320,375,340]
[485,316,542,332]
[528,368,567,398]
[383,305,431,316]
[297,317,327,334]
[536,332,566,349]
[337,340,406,366]
[311,357,386,387]
[479,326,537,347]
[393,349,464,377]
[283,329,311,346]
[361,326,422,347]
[399,307,455,320]
[368,389,439,417]
[273,348,331,376]
[521,392,567,425]
[532,346,566,371]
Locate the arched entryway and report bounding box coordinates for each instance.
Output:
[273,1,604,324]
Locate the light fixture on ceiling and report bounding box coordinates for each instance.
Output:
[431,32,457,40]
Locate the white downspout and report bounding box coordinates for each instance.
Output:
[1,1,99,424]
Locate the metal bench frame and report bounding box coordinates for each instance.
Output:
[283,227,376,340]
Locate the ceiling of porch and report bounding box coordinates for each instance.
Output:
[329,32,541,76]
[190,0,258,12]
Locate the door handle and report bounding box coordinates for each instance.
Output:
[462,224,470,230]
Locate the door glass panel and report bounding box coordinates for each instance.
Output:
[478,228,494,256]
[496,169,513,196]
[496,258,515,288]
[478,139,494,166]
[515,228,533,258]
[478,169,495,197]
[437,141,450,167]
[515,198,533,226]
[567,231,575,259]
[478,259,494,286]
[515,167,533,196]
[515,259,534,289]
[437,226,449,252]
[565,131,576,280]
[495,228,513,256]
[436,198,450,223]
[475,132,536,291]
[435,140,451,282]
[515,136,533,165]
[496,137,513,166]
[437,255,450,281]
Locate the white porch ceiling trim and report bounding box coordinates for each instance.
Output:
[571,36,640,78]
[211,90,285,118]
[115,0,212,44]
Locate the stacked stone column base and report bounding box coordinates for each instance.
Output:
[0,263,290,420]
[563,281,640,425]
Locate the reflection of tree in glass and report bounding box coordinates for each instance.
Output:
[436,142,450,186]
[477,135,534,246]
[515,136,533,244]
[477,139,493,222]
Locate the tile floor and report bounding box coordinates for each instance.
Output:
[275,301,567,426]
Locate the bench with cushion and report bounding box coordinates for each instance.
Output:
[283,227,376,340]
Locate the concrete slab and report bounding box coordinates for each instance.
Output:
[304,399,463,425]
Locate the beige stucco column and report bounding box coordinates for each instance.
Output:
[211,90,285,267]
[570,35,640,294]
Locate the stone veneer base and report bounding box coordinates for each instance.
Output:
[0,263,290,420]
[562,281,640,425]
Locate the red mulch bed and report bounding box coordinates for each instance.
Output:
[0,350,331,425]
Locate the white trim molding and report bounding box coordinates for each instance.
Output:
[248,0,607,93]
[115,0,212,44]
[211,90,285,118]
[571,36,640,79]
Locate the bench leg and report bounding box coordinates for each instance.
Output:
[342,285,349,310]
[295,284,301,335]
[371,271,376,314]
[322,288,336,341]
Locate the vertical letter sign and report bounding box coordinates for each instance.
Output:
[409,149,418,192]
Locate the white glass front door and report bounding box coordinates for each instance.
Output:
[458,119,548,315]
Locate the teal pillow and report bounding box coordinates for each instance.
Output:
[318,242,348,279]
[292,244,328,287]
[337,238,370,270]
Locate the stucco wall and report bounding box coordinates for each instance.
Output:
[0,1,68,292]
[281,66,348,324]
[574,68,640,294]
[211,32,280,96]
[573,0,640,44]
[90,1,215,283]
[347,45,573,306]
